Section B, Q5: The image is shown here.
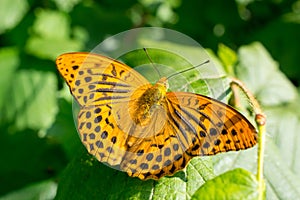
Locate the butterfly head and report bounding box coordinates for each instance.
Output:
[156,77,169,93]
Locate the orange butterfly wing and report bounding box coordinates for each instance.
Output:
[166,92,257,156]
[56,52,150,107]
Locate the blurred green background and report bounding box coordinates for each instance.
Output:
[1,0,300,199]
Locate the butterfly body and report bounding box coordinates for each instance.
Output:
[131,77,168,126]
[56,52,258,180]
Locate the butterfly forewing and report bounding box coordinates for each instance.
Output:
[56,53,149,107]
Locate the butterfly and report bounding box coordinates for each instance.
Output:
[56,52,257,180]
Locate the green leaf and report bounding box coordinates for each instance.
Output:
[213,134,300,200]
[0,47,19,111]
[53,0,82,12]
[153,157,215,200]
[120,47,227,99]
[2,70,57,131]
[263,139,300,199]
[55,147,153,200]
[120,48,195,83]
[25,9,84,60]
[0,180,57,200]
[217,43,237,76]
[26,37,83,60]
[236,42,297,106]
[0,127,67,196]
[55,148,216,200]
[191,168,260,200]
[0,0,29,34]
[139,39,226,78]
[265,103,300,172]
[47,97,81,160]
[32,9,70,40]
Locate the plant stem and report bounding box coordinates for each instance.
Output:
[230,78,266,200]
[256,117,266,200]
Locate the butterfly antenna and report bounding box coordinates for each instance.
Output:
[166,60,210,80]
[143,48,162,78]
